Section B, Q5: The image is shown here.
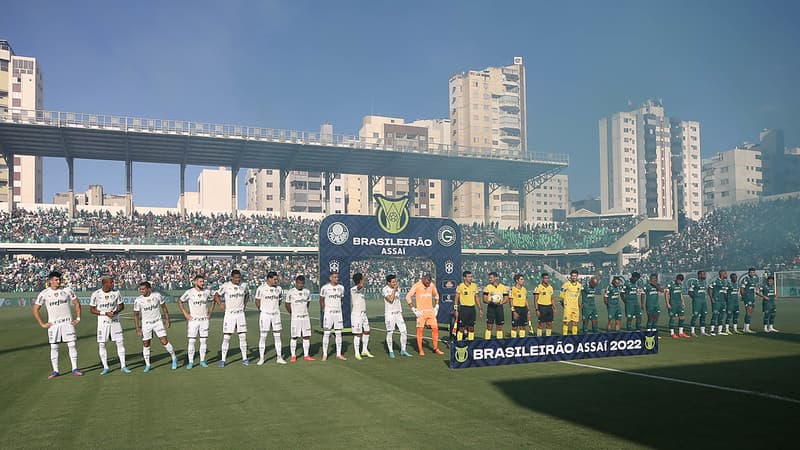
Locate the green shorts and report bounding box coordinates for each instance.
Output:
[726,300,739,314]
[692,300,708,316]
[712,301,726,314]
[582,303,598,321]
[669,304,685,317]
[645,301,660,316]
[607,302,622,320]
[624,300,642,319]
[743,298,756,308]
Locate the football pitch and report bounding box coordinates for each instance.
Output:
[1,300,798,449]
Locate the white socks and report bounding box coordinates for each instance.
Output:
[164,342,176,361]
[290,338,297,357]
[67,341,78,371]
[302,339,309,357]
[273,333,281,359]
[188,338,196,364]
[335,331,342,356]
[362,334,369,352]
[322,330,331,355]
[238,333,248,361]
[386,331,393,353]
[99,342,109,369]
[221,334,231,362]
[354,336,361,355]
[143,346,151,366]
[117,342,127,368]
[259,332,267,361]
[199,338,207,362]
[50,343,59,372]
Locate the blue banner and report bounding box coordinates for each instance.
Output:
[319,195,461,328]
[450,331,659,369]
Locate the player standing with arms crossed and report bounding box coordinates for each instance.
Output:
[739,268,759,334]
[285,275,314,362]
[482,271,509,339]
[406,274,443,355]
[383,275,412,358]
[509,274,530,338]
[215,269,251,367]
[688,271,710,336]
[666,274,689,338]
[708,271,730,336]
[758,275,779,333]
[725,273,741,334]
[255,271,286,365]
[133,281,177,372]
[560,270,582,335]
[581,276,601,333]
[643,274,662,333]
[604,276,623,333]
[533,273,557,336]
[320,272,346,361]
[178,274,213,369]
[33,271,83,378]
[90,275,130,375]
[351,273,374,360]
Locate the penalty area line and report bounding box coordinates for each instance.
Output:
[559,360,800,405]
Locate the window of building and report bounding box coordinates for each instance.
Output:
[334,186,341,192]
[12,98,21,107]
[266,195,273,200]
[266,182,273,188]
[0,61,7,72]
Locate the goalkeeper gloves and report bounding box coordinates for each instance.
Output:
[434,305,439,316]
[411,307,422,318]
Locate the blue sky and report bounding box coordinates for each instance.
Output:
[2,0,798,207]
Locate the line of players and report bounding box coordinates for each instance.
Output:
[451,268,780,341]
[32,268,449,378]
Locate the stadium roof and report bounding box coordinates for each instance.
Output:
[0,110,568,186]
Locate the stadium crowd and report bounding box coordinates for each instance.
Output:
[0,208,636,250]
[639,196,800,273]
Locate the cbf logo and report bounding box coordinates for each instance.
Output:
[329,260,340,273]
[374,194,409,234]
[444,260,454,274]
[645,335,655,350]
[454,344,469,363]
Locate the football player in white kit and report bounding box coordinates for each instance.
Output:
[285,274,314,362]
[255,271,286,365]
[133,281,177,372]
[178,274,214,369]
[33,271,83,378]
[351,273,374,360]
[214,270,252,367]
[383,275,412,358]
[89,275,130,375]
[320,272,346,361]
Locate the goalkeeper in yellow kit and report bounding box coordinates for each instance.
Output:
[559,270,582,335]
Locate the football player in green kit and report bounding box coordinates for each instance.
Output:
[622,272,643,331]
[604,276,624,332]
[725,273,741,334]
[688,271,710,336]
[708,270,730,336]
[758,275,779,333]
[666,274,689,338]
[643,273,662,333]
[581,276,600,333]
[739,268,759,334]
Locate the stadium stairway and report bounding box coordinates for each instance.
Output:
[543,264,567,283]
[602,217,678,268]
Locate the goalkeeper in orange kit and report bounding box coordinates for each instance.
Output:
[406,274,444,355]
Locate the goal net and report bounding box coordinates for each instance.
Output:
[775,270,800,300]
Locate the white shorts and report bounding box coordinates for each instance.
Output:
[259,312,282,333]
[96,319,124,343]
[48,320,77,344]
[142,320,167,341]
[187,318,210,338]
[291,316,312,338]
[223,311,247,334]
[323,310,343,330]
[384,311,407,333]
[351,313,370,334]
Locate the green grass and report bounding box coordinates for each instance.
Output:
[1,299,798,449]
